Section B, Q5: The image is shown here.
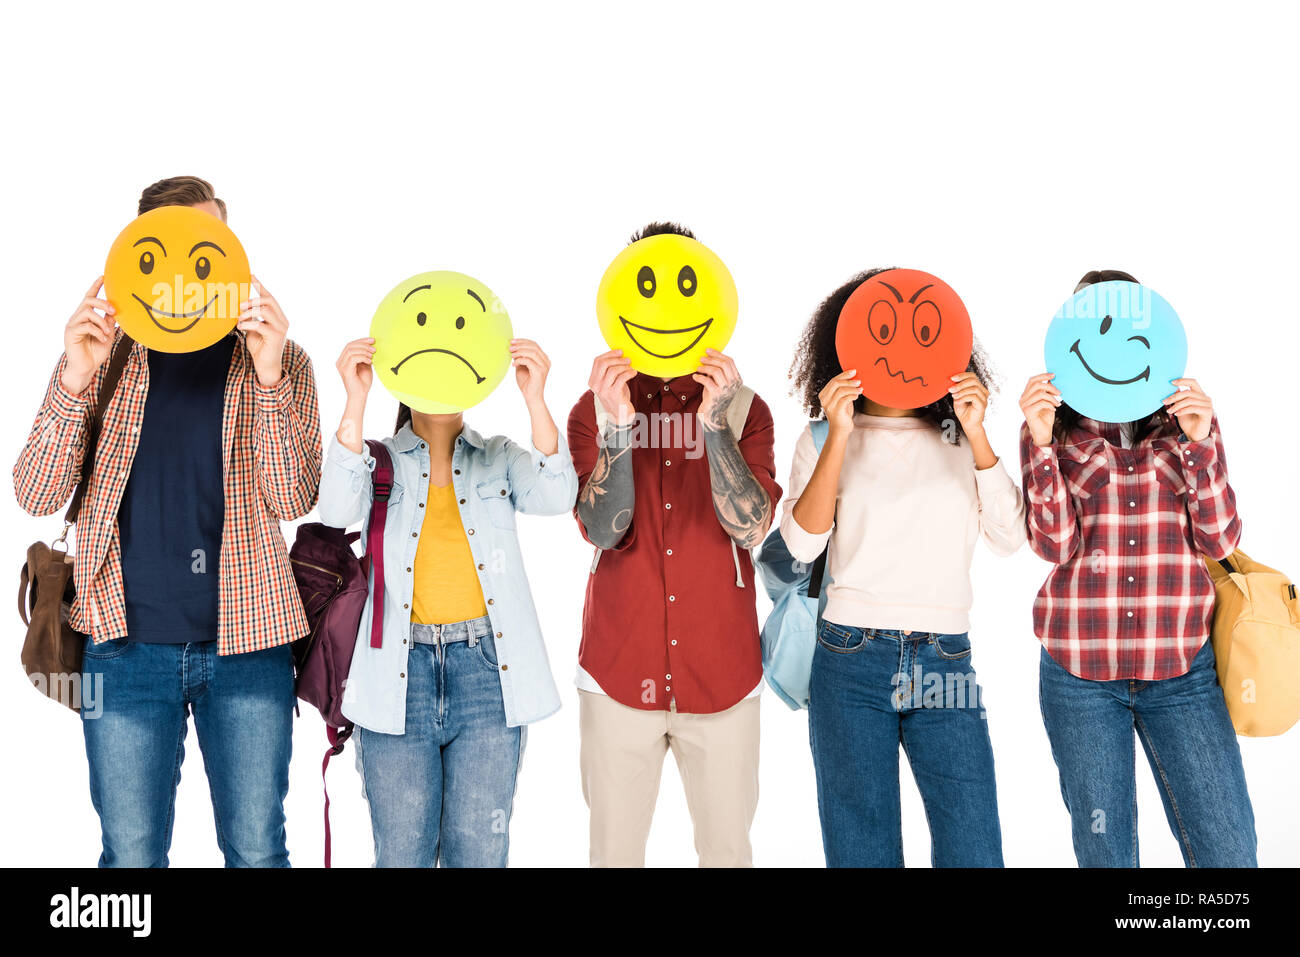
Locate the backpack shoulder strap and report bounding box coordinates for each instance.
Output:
[810,417,831,453]
[64,333,135,526]
[725,385,755,440]
[363,439,395,649]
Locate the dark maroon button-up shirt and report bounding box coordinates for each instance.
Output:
[567,373,781,714]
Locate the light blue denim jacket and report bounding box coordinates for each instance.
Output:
[317,422,577,733]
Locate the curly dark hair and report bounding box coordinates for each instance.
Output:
[788,268,996,443]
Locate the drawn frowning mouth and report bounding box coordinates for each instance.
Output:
[132,292,217,333]
[874,356,927,387]
[391,348,485,383]
[1070,340,1150,385]
[619,316,713,359]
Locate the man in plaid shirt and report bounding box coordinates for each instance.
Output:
[1017,268,1255,869]
[13,177,321,867]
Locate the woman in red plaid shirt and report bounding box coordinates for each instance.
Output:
[1018,269,1255,868]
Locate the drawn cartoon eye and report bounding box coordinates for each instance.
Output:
[678,265,697,297]
[195,256,211,281]
[868,299,897,345]
[912,301,941,347]
[456,316,466,329]
[637,265,656,298]
[139,250,155,275]
[1100,315,1113,335]
[416,311,427,326]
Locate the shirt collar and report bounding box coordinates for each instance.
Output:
[392,421,485,453]
[633,371,702,402]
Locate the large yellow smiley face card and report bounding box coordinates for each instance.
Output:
[596,233,738,377]
[370,270,514,414]
[103,205,249,352]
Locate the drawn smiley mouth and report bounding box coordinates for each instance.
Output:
[618,316,713,359]
[390,348,485,383]
[1069,340,1150,386]
[874,356,927,387]
[132,292,218,333]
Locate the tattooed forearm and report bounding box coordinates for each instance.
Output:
[577,422,636,549]
[701,422,772,549]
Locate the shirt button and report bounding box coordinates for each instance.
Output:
[1128,501,1135,507]
[478,563,485,570]
[418,502,425,508]
[666,674,671,680]
[1129,540,1136,546]
[666,548,673,556]
[487,598,494,605]
[1128,576,1134,582]
[665,460,671,467]
[406,567,412,572]
[468,529,475,535]
[403,603,409,609]
[459,498,466,504]
[500,489,507,496]
[500,664,508,672]
[423,472,428,478]
[665,685,671,692]
[1127,466,1134,472]
[454,469,460,475]
[665,503,672,509]
[420,442,426,449]
[671,639,678,646]
[668,595,676,602]
[1043,465,1050,472]
[1126,612,1134,618]
[496,632,502,638]
[647,393,654,399]
[400,672,406,678]
[412,532,418,538]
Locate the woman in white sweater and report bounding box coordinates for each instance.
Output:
[782,269,1027,867]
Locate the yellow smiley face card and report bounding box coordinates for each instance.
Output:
[103,205,249,352]
[370,270,514,414]
[596,233,738,377]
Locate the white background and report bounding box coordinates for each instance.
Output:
[1,1,1296,868]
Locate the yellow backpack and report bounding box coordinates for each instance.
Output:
[1204,549,1300,736]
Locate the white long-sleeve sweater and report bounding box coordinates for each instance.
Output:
[780,414,1027,635]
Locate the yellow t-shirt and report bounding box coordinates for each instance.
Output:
[410,482,488,625]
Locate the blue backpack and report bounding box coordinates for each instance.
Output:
[755,419,831,710]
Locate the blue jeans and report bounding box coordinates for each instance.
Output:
[354,617,525,867]
[80,638,294,868]
[808,621,1003,867]
[1038,640,1256,867]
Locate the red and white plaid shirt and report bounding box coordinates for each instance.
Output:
[13,330,321,655]
[1019,413,1240,681]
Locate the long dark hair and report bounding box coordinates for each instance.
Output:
[788,268,996,443]
[394,404,412,434]
[1052,269,1167,444]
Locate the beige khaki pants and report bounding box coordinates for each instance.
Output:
[578,690,760,867]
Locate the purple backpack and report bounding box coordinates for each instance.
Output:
[289,439,394,866]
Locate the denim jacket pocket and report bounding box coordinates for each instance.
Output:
[476,476,516,529]
[817,620,867,654]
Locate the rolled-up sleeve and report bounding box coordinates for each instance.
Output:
[779,424,831,564]
[318,437,374,528]
[508,434,578,516]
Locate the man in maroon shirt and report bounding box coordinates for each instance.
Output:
[567,222,781,867]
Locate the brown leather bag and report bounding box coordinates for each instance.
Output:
[18,336,134,712]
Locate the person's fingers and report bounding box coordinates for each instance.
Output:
[1171,377,1203,395]
[950,384,987,402]
[84,276,105,299]
[1166,396,1212,416]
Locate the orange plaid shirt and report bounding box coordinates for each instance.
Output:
[13,330,321,655]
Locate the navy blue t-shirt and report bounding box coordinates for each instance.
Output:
[118,335,236,642]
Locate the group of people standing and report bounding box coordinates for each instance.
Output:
[13,176,1257,868]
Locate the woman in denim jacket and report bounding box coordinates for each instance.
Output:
[318,333,577,867]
